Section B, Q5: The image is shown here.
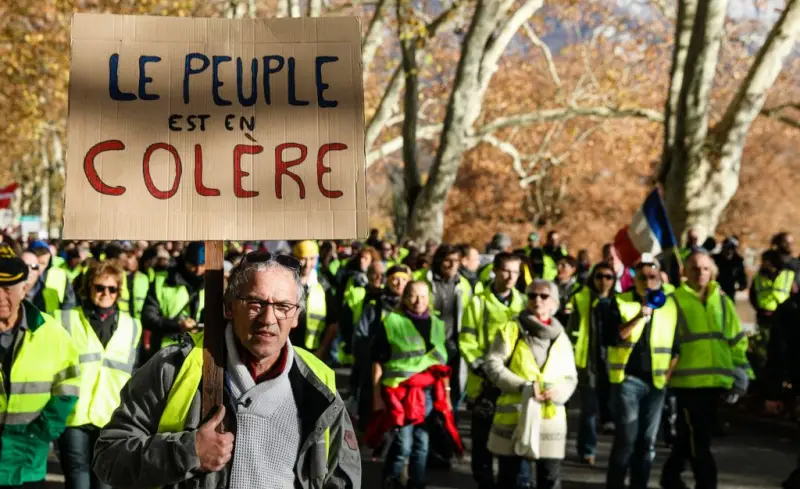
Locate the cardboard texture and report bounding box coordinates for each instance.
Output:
[64,14,367,240]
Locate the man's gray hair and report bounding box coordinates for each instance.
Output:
[527,278,560,305]
[224,259,306,313]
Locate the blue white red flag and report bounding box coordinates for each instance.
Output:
[613,189,677,268]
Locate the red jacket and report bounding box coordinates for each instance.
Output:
[364,365,463,455]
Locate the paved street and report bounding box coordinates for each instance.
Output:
[44,368,797,489]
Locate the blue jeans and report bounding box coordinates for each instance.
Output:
[577,383,599,458]
[57,426,111,489]
[382,390,433,487]
[606,376,667,489]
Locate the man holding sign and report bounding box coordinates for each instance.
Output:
[93,252,361,489]
[64,12,367,489]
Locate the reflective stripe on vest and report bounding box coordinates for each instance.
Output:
[461,289,525,399]
[754,269,794,312]
[43,268,68,314]
[670,283,737,389]
[381,312,447,388]
[491,327,573,440]
[157,334,335,457]
[0,315,81,426]
[607,292,677,389]
[305,282,328,350]
[62,308,141,427]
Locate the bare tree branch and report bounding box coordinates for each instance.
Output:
[366,66,403,150]
[714,0,800,151]
[397,0,423,220]
[365,2,463,151]
[478,0,544,93]
[522,21,561,87]
[475,106,664,136]
[362,0,391,72]
[761,101,800,129]
[366,124,443,167]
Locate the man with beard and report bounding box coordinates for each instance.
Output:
[93,252,361,489]
[351,264,410,429]
[140,242,206,358]
[289,241,340,362]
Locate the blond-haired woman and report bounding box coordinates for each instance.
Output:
[57,259,142,489]
[484,279,577,489]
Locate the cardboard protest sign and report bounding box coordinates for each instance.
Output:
[64,14,367,240]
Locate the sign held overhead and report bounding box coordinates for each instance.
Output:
[64,14,367,240]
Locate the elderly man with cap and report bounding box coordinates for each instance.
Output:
[0,244,82,488]
[22,240,77,314]
[93,251,361,489]
[290,240,339,362]
[140,242,206,359]
[605,253,682,489]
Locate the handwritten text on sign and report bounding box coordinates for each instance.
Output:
[64,14,367,240]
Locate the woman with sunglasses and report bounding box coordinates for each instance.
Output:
[484,279,577,489]
[568,262,622,465]
[57,259,142,489]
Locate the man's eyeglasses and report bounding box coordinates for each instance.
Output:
[237,296,300,319]
[242,251,301,271]
[94,284,119,294]
[594,273,615,281]
[527,292,550,301]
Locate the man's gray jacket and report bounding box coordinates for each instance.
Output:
[93,340,361,489]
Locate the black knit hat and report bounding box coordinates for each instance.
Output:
[0,244,28,286]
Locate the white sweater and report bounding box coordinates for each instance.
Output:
[225,325,301,489]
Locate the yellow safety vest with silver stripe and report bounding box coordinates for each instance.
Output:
[304,282,328,350]
[43,267,69,314]
[0,310,81,426]
[60,308,141,428]
[670,281,754,389]
[753,269,794,312]
[571,288,627,369]
[607,291,678,389]
[459,288,525,399]
[154,274,205,349]
[381,312,448,388]
[491,327,574,440]
[156,333,335,456]
[119,271,152,319]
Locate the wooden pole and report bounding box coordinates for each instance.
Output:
[202,241,226,429]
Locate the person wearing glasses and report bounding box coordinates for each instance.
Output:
[371,280,454,489]
[459,252,527,489]
[484,279,577,489]
[660,251,752,489]
[568,261,622,466]
[21,243,77,314]
[57,259,142,489]
[94,251,361,489]
[605,253,681,489]
[140,242,207,357]
[0,244,81,489]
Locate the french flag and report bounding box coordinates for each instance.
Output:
[613,189,677,267]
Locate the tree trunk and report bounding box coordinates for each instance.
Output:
[276,0,289,18]
[39,139,50,237]
[662,0,729,240]
[307,0,323,17]
[397,0,423,230]
[664,0,800,240]
[406,0,540,240]
[289,0,301,17]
